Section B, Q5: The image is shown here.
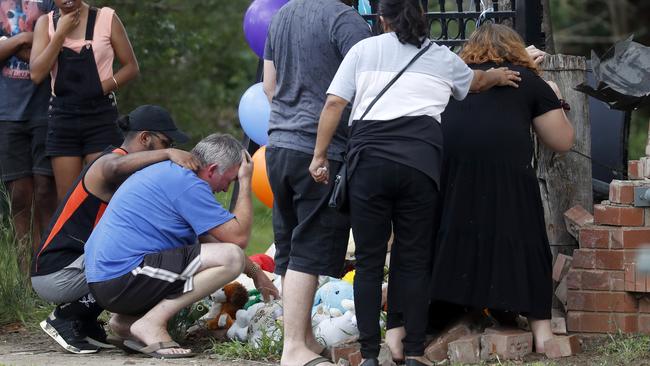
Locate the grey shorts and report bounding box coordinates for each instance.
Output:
[31,255,89,304]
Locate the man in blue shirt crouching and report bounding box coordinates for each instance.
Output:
[84,133,278,358]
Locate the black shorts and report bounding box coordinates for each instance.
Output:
[0,118,53,182]
[88,245,201,316]
[265,146,350,278]
[46,95,123,157]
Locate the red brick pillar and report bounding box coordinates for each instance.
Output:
[566,176,650,334]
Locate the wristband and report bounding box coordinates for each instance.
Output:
[559,99,570,111]
[111,76,119,90]
[246,261,260,278]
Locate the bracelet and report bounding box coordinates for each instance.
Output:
[559,98,570,111]
[111,76,119,90]
[246,261,260,278]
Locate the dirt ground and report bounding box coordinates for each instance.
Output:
[2,322,650,366]
[0,323,274,366]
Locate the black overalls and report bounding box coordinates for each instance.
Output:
[45,7,123,157]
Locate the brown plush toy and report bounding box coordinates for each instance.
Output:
[206,282,249,330]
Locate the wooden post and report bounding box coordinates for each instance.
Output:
[537,55,592,258]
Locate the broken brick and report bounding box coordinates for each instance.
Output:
[544,335,582,358]
[424,322,471,362]
[448,334,481,364]
[564,205,593,240]
[331,341,360,363]
[555,277,568,310]
[480,327,533,360]
[551,316,567,335]
[553,254,573,282]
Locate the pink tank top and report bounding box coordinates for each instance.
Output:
[47,7,115,90]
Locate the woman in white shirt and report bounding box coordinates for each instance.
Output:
[308,0,519,364]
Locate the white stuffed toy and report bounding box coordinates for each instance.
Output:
[248,300,283,348]
[313,299,358,347]
[226,302,265,342]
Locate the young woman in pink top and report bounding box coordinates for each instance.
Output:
[30,0,139,202]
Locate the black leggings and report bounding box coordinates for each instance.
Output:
[349,156,439,358]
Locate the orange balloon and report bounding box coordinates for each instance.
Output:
[251,146,274,208]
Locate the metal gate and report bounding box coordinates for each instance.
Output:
[353,0,544,49]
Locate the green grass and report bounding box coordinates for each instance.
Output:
[0,193,51,327]
[596,333,650,365]
[215,188,274,256]
[210,330,282,362]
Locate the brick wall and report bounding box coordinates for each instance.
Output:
[566,169,650,334]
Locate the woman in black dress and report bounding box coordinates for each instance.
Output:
[430,23,575,352]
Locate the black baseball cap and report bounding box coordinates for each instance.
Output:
[126,105,189,144]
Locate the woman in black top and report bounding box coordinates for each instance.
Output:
[429,23,575,352]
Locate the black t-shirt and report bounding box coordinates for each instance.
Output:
[442,62,562,164]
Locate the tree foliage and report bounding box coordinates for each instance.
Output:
[95,0,258,146]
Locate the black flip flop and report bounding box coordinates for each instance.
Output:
[105,335,137,354]
[317,346,332,360]
[123,339,196,359]
[303,356,332,366]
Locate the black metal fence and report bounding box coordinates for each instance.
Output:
[353,0,544,49]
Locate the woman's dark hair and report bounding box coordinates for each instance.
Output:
[117,115,138,140]
[379,0,428,48]
[117,115,130,131]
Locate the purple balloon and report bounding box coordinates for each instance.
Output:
[243,0,289,59]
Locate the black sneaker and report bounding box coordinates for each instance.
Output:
[40,311,100,354]
[82,318,115,349]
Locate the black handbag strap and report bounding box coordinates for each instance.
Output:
[359,41,433,121]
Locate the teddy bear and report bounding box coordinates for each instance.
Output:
[313,299,359,347]
[226,300,283,349]
[205,281,249,330]
[312,278,354,320]
[226,302,266,342]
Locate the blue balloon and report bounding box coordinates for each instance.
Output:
[238,83,270,146]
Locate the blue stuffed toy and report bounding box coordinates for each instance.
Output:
[312,278,354,317]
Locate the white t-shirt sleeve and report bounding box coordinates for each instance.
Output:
[326,44,360,102]
[449,52,474,101]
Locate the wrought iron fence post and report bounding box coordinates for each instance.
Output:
[515,0,545,49]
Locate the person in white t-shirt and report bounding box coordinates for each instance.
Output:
[309,0,520,364]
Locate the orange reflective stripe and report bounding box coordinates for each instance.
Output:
[37,182,89,262]
[113,148,127,156]
[94,203,107,227]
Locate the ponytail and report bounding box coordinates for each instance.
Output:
[379,0,428,48]
[116,115,130,131]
